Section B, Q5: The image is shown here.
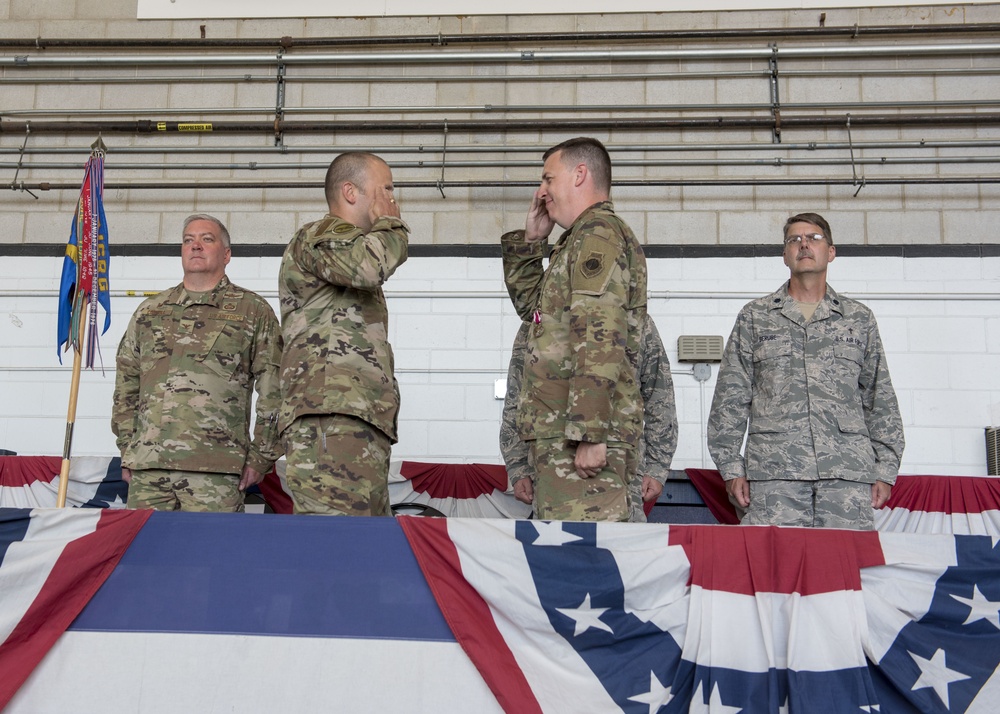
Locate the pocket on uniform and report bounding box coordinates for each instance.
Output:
[834,343,865,366]
[752,338,791,362]
[836,413,870,438]
[196,327,243,380]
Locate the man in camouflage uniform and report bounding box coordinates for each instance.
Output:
[707,213,904,529]
[501,312,677,522]
[501,137,648,522]
[112,214,282,511]
[278,152,408,516]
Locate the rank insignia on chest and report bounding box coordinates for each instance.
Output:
[222,302,237,311]
[581,251,605,279]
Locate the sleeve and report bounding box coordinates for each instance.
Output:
[501,230,547,322]
[111,311,142,460]
[295,218,409,290]
[707,308,755,481]
[244,299,284,474]
[564,230,630,444]
[637,317,677,484]
[500,323,532,485]
[859,317,905,485]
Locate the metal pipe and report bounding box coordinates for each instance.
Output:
[6,156,1000,173]
[3,43,1000,68]
[3,23,1000,50]
[4,113,1000,135]
[8,176,1000,192]
[4,66,999,85]
[7,98,1000,119]
[3,139,999,156]
[3,289,997,301]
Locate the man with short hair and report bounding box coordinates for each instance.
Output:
[502,137,648,521]
[278,152,408,516]
[501,312,677,522]
[707,212,904,529]
[112,214,282,511]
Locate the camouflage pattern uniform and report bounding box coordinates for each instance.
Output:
[501,201,648,522]
[112,276,282,511]
[500,314,677,522]
[278,213,409,516]
[707,282,905,529]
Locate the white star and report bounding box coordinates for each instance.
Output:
[531,520,583,546]
[627,671,674,714]
[689,681,742,714]
[951,584,1000,630]
[555,593,614,637]
[909,648,971,709]
[860,706,881,712]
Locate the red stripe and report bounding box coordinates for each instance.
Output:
[0,509,151,709]
[667,524,885,595]
[399,461,509,500]
[398,517,542,714]
[0,456,62,488]
[886,475,1000,515]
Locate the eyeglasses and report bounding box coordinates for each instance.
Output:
[784,233,826,246]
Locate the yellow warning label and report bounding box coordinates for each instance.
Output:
[177,123,213,132]
[156,122,166,131]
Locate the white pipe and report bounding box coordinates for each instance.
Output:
[3,43,999,68]
[1,289,998,301]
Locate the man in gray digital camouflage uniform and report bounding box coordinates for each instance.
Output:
[278,152,408,516]
[502,137,648,522]
[501,312,677,522]
[112,214,282,512]
[707,212,904,529]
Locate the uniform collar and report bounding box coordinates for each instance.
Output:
[769,281,844,324]
[169,275,233,307]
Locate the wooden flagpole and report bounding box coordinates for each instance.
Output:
[57,136,107,508]
[57,315,87,508]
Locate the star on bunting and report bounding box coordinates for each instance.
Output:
[555,593,613,637]
[910,648,971,709]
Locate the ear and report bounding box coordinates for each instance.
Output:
[223,247,232,266]
[341,181,358,205]
[573,163,588,188]
[827,244,836,263]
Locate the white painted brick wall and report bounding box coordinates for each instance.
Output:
[3,254,998,477]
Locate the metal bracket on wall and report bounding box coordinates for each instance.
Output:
[10,123,39,199]
[274,48,287,148]
[769,45,782,145]
[437,119,448,199]
[847,113,867,197]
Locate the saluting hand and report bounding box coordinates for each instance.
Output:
[370,187,401,226]
[524,189,555,243]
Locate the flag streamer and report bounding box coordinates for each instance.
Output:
[57,140,111,369]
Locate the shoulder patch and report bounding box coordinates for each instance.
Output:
[333,223,356,234]
[572,235,619,295]
[581,251,605,279]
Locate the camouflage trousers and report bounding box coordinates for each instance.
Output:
[283,413,391,517]
[744,478,875,530]
[529,438,633,522]
[127,468,244,512]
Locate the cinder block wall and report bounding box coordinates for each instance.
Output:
[3,252,999,475]
[2,2,999,474]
